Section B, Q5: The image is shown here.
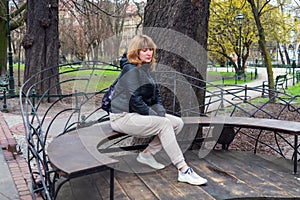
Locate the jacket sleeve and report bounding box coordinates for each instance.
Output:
[151,85,165,117]
[123,67,159,116]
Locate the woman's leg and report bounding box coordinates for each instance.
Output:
[110,113,186,169]
[110,112,207,185]
[145,114,184,155]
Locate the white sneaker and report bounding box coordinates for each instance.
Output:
[136,152,165,170]
[178,167,207,185]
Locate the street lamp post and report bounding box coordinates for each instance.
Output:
[236,13,244,80]
[6,0,15,96]
[292,59,296,85]
[297,46,300,66]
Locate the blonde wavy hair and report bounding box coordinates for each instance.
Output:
[127,34,157,71]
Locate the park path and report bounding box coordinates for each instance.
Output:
[205,67,295,112]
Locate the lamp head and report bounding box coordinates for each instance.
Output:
[236,13,244,26]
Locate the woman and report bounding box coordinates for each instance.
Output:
[110,34,207,186]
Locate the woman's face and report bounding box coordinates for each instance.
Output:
[139,48,153,63]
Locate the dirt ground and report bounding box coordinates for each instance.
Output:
[221,102,300,159]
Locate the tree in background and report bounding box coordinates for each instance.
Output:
[0,0,25,76]
[59,0,132,62]
[247,0,275,100]
[7,0,298,97]
[208,0,295,73]
[23,0,60,96]
[208,0,257,75]
[22,0,133,95]
[274,0,300,65]
[143,0,210,147]
[208,0,299,101]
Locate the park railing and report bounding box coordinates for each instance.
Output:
[19,61,120,199]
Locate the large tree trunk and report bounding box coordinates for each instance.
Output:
[23,0,60,97]
[136,0,210,150]
[144,0,209,115]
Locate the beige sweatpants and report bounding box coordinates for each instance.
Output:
[109,112,187,169]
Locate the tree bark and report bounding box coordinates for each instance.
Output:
[144,0,209,113]
[23,0,60,97]
[0,1,26,76]
[137,0,210,149]
[247,0,275,102]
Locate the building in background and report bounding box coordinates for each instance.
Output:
[120,1,145,54]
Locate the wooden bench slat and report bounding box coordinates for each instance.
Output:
[204,151,295,197]
[48,116,300,176]
[47,122,119,176]
[157,165,215,200]
[183,116,300,174]
[220,151,300,195]
[182,116,300,134]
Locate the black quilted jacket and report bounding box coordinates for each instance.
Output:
[111,54,165,117]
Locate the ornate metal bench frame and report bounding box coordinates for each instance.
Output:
[20,63,300,200]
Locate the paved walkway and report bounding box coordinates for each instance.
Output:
[0,147,19,200]
[0,111,31,200]
[0,67,297,200]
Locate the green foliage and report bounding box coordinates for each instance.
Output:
[208,0,296,68]
[208,0,257,65]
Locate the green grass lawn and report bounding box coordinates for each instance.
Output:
[286,82,300,96]
[208,71,255,85]
[59,65,120,91]
[286,82,300,103]
[14,63,120,91]
[248,81,300,104]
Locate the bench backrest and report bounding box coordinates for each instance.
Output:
[19,61,120,199]
[275,74,287,85]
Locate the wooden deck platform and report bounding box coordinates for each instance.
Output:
[55,150,300,200]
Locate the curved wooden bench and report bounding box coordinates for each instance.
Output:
[182,116,300,174]
[47,116,300,200]
[262,74,287,96]
[182,116,300,133]
[47,122,120,200]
